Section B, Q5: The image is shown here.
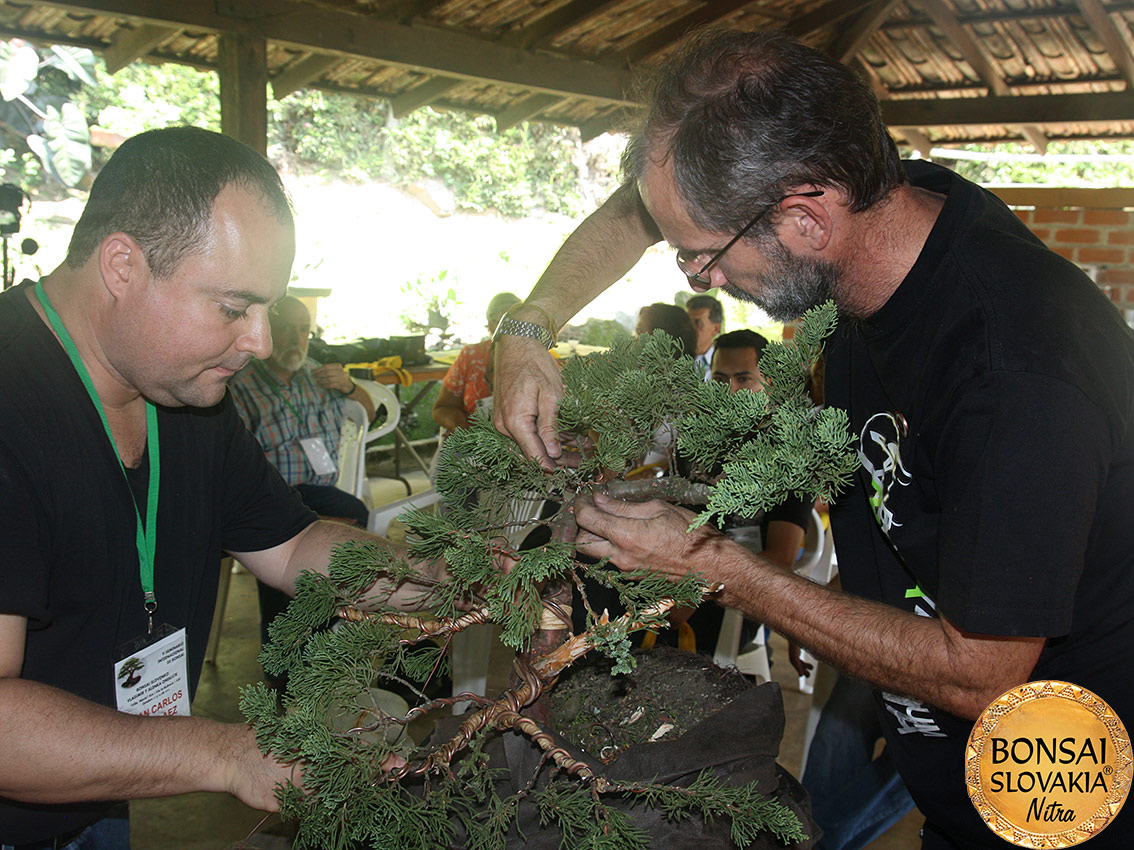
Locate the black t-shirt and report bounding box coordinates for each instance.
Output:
[0,282,317,843]
[825,161,1134,848]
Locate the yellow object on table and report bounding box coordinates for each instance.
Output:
[346,357,413,386]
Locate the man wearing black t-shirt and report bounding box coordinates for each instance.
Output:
[0,128,443,849]
[489,29,1134,850]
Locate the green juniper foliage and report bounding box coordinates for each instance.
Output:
[242,302,856,849]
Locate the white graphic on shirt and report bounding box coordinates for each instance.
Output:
[881,587,945,737]
[858,412,912,534]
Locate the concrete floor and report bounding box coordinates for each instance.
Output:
[130,467,925,849]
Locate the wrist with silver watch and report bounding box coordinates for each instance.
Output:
[492,304,558,350]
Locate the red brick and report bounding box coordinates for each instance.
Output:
[1098,268,1134,285]
[1077,247,1127,264]
[1014,209,1033,225]
[1052,246,1077,262]
[1053,228,1103,244]
[1032,208,1082,224]
[1083,209,1133,226]
[1029,227,1051,242]
[1106,229,1134,246]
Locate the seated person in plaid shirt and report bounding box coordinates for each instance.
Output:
[229,295,377,681]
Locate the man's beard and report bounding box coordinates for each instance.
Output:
[272,347,306,373]
[722,236,839,322]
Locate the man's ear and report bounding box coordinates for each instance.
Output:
[780,191,833,252]
[98,233,147,301]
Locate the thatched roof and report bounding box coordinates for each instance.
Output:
[9,0,1134,151]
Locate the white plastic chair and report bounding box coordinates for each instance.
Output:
[712,510,833,684]
[335,398,370,501]
[795,509,835,584]
[794,510,837,694]
[712,525,772,682]
[335,379,401,508]
[367,488,443,536]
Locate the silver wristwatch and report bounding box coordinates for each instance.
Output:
[493,315,555,350]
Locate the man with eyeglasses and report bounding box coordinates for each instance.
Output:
[491,28,1134,850]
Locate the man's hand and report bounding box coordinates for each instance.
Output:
[217,723,302,812]
[492,335,565,468]
[788,640,814,678]
[311,363,355,394]
[574,492,726,580]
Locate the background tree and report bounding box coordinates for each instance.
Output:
[0,39,96,188]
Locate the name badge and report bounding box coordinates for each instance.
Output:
[114,625,191,717]
[299,436,337,475]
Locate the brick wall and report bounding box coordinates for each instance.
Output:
[1011,206,1134,311]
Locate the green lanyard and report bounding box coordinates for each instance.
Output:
[34,281,161,631]
[252,359,304,421]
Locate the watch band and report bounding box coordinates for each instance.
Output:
[493,315,556,350]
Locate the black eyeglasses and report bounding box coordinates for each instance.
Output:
[675,190,825,287]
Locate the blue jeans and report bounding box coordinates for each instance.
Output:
[2,815,130,850]
[801,674,916,850]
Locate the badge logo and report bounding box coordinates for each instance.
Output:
[967,681,1132,846]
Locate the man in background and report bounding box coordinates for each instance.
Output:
[709,328,766,393]
[230,295,376,525]
[230,295,378,683]
[684,293,722,380]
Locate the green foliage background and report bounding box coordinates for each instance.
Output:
[271,88,591,216]
[48,55,608,217]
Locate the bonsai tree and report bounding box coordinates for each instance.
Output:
[117,657,144,688]
[241,302,858,850]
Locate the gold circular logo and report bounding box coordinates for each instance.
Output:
[967,681,1132,846]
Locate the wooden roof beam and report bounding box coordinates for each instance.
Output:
[389,76,462,117]
[499,0,622,50]
[828,0,904,63]
[103,22,179,73]
[271,53,341,99]
[1019,125,1050,154]
[901,128,934,158]
[882,90,1134,126]
[580,111,621,142]
[884,2,1134,30]
[918,0,1048,151]
[40,0,635,106]
[784,0,876,38]
[620,1,760,64]
[1074,0,1134,89]
[495,93,562,131]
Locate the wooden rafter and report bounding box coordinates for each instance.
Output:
[495,93,562,131]
[882,90,1134,126]
[498,0,621,50]
[103,22,178,73]
[899,128,934,158]
[38,0,635,106]
[580,111,620,141]
[784,0,875,38]
[1074,0,1134,89]
[918,0,1048,151]
[271,53,341,99]
[620,0,759,63]
[389,76,462,117]
[827,0,904,62]
[884,2,1134,30]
